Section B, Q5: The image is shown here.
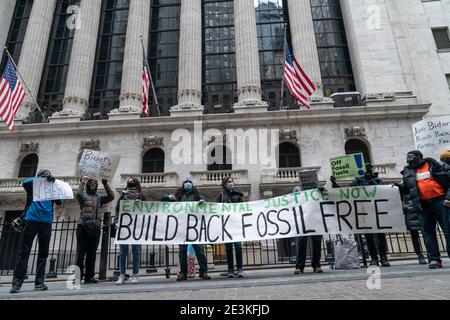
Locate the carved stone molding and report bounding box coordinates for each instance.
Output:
[234,99,268,107]
[143,136,164,149]
[119,92,141,102]
[364,92,396,101]
[80,139,100,151]
[51,108,84,118]
[170,103,204,112]
[279,130,297,142]
[344,126,367,140]
[109,106,142,114]
[0,199,26,208]
[238,85,261,97]
[178,89,202,101]
[20,142,39,154]
[63,96,88,107]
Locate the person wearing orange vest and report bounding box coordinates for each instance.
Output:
[396,150,450,269]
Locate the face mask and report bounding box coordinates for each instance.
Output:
[127,180,137,189]
[365,168,373,175]
[407,154,419,165]
[226,182,235,190]
[443,158,450,165]
[184,182,193,191]
[86,181,98,194]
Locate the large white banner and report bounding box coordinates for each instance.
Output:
[77,149,120,180]
[115,185,406,245]
[413,116,450,159]
[33,178,74,202]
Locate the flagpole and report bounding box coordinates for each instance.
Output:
[280,23,287,111]
[3,46,46,121]
[139,35,161,117]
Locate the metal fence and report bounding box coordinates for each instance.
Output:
[0,215,447,278]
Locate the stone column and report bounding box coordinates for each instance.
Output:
[288,0,323,98]
[50,0,102,123]
[170,0,204,117]
[0,0,16,52]
[233,0,267,113]
[109,0,151,120]
[16,0,57,121]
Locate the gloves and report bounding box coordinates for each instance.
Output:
[102,179,108,186]
[47,175,56,183]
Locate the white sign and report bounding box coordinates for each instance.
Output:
[77,149,120,180]
[413,116,450,159]
[33,178,74,202]
[115,185,406,245]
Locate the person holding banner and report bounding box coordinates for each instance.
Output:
[10,170,64,294]
[217,177,245,278]
[115,178,146,285]
[396,150,450,269]
[76,177,114,284]
[162,177,211,281]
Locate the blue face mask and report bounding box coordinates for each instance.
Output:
[184,182,193,191]
[226,182,235,190]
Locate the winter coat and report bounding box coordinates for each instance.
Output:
[350,173,383,187]
[173,187,204,202]
[114,188,146,223]
[216,188,244,203]
[76,181,115,225]
[402,195,422,231]
[399,158,450,212]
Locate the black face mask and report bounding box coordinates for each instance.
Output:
[86,180,98,195]
[127,183,137,189]
[407,154,420,166]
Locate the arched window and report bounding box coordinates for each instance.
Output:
[207,145,232,171]
[345,139,372,164]
[142,148,165,173]
[18,154,39,178]
[279,142,301,168]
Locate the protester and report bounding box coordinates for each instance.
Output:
[440,149,450,170]
[162,177,211,281]
[10,170,64,294]
[293,186,323,274]
[395,150,450,269]
[115,178,145,285]
[217,177,244,278]
[402,194,427,264]
[76,177,114,283]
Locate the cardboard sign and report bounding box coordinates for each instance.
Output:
[77,149,120,180]
[298,170,319,190]
[330,153,366,181]
[115,185,406,245]
[33,178,74,202]
[413,116,450,160]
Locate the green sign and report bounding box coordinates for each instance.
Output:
[330,153,366,180]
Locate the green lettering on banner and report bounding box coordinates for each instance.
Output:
[122,200,131,212]
[173,203,183,213]
[222,203,233,213]
[340,188,350,200]
[363,186,377,198]
[185,203,197,214]
[162,202,171,213]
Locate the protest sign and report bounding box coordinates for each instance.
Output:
[413,116,450,159]
[33,178,74,202]
[298,169,319,190]
[330,153,366,180]
[115,185,406,245]
[77,149,120,180]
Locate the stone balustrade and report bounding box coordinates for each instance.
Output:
[261,167,321,184]
[120,173,179,188]
[190,170,249,186]
[0,176,82,193]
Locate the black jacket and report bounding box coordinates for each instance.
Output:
[399,158,450,211]
[173,187,204,202]
[350,173,383,187]
[216,188,244,203]
[402,194,422,231]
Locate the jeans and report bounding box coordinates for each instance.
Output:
[419,199,450,263]
[296,236,322,269]
[76,224,100,280]
[119,244,141,275]
[410,230,424,257]
[13,222,51,286]
[225,242,243,272]
[365,233,388,261]
[179,244,208,275]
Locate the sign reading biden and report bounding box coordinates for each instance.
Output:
[115,186,406,245]
[413,116,450,160]
[77,149,120,180]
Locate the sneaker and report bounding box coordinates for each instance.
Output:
[380,259,390,268]
[429,261,443,269]
[369,259,379,266]
[237,269,244,278]
[294,267,304,275]
[418,256,427,265]
[9,286,21,294]
[84,278,98,284]
[199,273,211,280]
[34,283,48,291]
[227,271,235,278]
[115,274,126,285]
[313,267,324,273]
[177,273,188,281]
[131,275,139,284]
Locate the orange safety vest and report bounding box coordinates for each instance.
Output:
[416,163,445,200]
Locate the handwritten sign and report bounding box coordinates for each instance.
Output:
[77,149,120,180]
[33,178,74,202]
[298,169,319,190]
[413,116,450,160]
[115,186,406,245]
[330,153,366,180]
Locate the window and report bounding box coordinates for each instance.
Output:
[89,0,130,119]
[207,145,232,171]
[18,154,39,178]
[345,139,371,164]
[142,148,165,173]
[278,142,300,168]
[310,0,355,97]
[432,28,450,50]
[149,0,181,116]
[202,0,237,114]
[446,74,450,91]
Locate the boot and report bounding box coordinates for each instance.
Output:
[418,255,427,265]
[176,272,188,281]
[10,277,23,294]
[380,257,390,267]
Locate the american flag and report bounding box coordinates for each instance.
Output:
[0,57,26,131]
[284,39,316,109]
[141,47,151,117]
